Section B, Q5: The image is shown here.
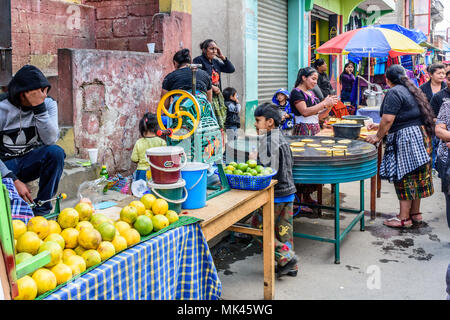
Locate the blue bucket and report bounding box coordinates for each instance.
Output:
[181,162,209,209]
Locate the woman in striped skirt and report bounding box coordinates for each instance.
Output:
[366,65,435,228]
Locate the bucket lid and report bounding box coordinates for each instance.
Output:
[147,178,186,189]
[146,146,185,156]
[181,162,210,172]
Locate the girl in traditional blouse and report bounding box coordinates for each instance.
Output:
[290,67,338,136]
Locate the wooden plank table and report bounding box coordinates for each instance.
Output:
[184,180,276,300]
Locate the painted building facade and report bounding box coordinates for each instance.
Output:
[192,0,395,132]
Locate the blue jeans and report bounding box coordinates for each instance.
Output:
[4,145,66,215]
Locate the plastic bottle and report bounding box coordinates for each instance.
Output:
[100,165,109,179]
[100,165,109,193]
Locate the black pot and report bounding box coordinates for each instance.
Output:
[342,115,370,126]
[332,123,363,140]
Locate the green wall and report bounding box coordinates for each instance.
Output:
[244,0,258,133]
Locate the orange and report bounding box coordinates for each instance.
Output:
[62,249,76,262]
[65,255,86,276]
[48,220,62,235]
[14,276,37,300]
[16,231,41,255]
[90,214,109,229]
[81,250,101,268]
[97,241,116,261]
[114,221,131,235]
[140,194,156,210]
[50,263,73,285]
[74,202,94,221]
[44,233,65,250]
[165,210,179,225]
[152,199,169,215]
[60,228,79,249]
[27,216,50,240]
[38,241,63,267]
[75,221,94,233]
[32,268,57,296]
[151,215,169,232]
[12,219,27,239]
[111,235,127,253]
[120,206,138,224]
[78,228,102,250]
[133,216,153,236]
[96,222,116,241]
[121,229,140,247]
[129,201,146,216]
[57,208,79,229]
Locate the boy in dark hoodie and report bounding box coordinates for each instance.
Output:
[0,65,65,215]
[251,102,299,278]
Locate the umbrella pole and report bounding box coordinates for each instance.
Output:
[368,52,371,85]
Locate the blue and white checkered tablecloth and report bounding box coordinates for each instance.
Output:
[43,223,222,300]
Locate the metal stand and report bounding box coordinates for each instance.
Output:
[294,180,366,264]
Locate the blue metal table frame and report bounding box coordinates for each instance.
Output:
[293,158,378,264]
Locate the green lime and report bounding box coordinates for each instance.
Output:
[229,162,238,168]
[237,163,248,172]
[255,165,264,173]
[234,170,244,175]
[247,159,257,168]
[224,170,233,174]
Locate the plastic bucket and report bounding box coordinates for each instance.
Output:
[147,179,188,214]
[146,146,187,184]
[181,162,209,210]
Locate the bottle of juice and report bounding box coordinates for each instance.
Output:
[100,165,109,193]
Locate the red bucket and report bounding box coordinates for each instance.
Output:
[146,146,187,184]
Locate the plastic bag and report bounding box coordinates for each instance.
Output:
[77,177,108,206]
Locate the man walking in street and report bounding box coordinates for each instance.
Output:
[0,65,65,216]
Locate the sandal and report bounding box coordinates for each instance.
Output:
[383,215,413,228]
[410,213,423,225]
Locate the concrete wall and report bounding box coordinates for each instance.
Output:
[191,0,246,104]
[11,0,96,75]
[375,0,404,25]
[58,9,192,174]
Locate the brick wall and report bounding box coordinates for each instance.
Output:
[84,0,160,52]
[11,0,96,75]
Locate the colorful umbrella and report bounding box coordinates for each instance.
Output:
[317,26,425,58]
[317,26,425,89]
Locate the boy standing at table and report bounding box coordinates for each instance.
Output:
[251,102,299,278]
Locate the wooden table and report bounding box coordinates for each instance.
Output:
[185,181,276,300]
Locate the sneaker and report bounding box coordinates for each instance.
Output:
[276,256,299,278]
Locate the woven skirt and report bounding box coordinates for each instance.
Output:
[394,163,433,200]
[390,126,434,201]
[293,123,320,136]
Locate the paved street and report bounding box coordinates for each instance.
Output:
[212,176,450,300]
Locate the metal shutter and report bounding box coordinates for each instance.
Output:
[257,0,288,103]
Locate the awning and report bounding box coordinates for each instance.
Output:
[420,42,442,51]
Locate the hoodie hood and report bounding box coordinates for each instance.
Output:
[272,89,290,105]
[7,65,51,107]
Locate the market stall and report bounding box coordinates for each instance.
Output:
[3,64,278,301]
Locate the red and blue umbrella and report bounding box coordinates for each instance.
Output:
[317,26,425,58]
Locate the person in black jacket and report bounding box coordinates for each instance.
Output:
[314,58,334,98]
[223,87,241,143]
[251,102,299,278]
[430,70,450,118]
[420,63,446,104]
[193,39,235,129]
[420,63,446,170]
